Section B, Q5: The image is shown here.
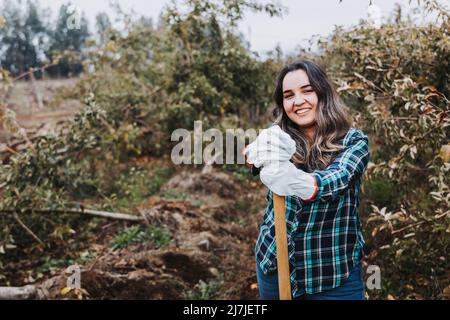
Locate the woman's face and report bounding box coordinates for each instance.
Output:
[282,69,319,128]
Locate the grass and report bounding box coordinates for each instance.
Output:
[221,163,258,182]
[100,165,175,212]
[160,189,189,200]
[161,189,204,208]
[190,199,203,208]
[35,250,97,281]
[110,224,171,249]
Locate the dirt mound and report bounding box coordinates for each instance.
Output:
[163,170,241,198]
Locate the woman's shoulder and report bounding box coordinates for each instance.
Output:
[342,127,369,147]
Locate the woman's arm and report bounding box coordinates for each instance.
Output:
[309,129,370,202]
[245,126,369,202]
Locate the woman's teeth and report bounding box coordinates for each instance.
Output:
[295,108,311,115]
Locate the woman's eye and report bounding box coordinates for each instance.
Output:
[304,90,314,94]
[284,95,294,99]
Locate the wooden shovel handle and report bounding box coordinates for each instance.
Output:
[273,193,292,300]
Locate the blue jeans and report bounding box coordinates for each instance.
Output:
[256,261,365,300]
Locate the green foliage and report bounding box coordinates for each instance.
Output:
[99,166,174,212]
[55,0,284,157]
[0,94,109,211]
[184,279,222,300]
[314,0,449,299]
[110,224,171,249]
[362,175,396,209]
[38,256,71,274]
[0,93,175,264]
[37,250,97,275]
[46,3,90,77]
[222,163,259,182]
[161,189,190,200]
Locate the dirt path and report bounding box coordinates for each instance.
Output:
[0,79,81,142]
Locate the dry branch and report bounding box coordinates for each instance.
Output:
[0,285,39,300]
[2,207,143,222]
[391,211,449,235]
[13,212,44,245]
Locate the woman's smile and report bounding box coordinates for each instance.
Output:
[294,107,312,116]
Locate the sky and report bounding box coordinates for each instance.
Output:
[1,0,440,56]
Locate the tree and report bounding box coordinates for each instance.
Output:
[0,0,50,77]
[95,12,112,45]
[46,3,90,77]
[317,0,449,299]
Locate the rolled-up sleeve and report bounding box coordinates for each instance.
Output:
[308,129,370,202]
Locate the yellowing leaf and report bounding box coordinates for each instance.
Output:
[405,284,414,291]
[439,144,450,163]
[61,287,73,295]
[443,285,450,300]
[105,41,117,52]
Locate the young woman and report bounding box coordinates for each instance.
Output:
[245,60,370,300]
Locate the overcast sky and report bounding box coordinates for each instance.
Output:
[2,0,438,56]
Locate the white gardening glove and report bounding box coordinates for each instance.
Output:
[244,125,296,168]
[244,125,318,200]
[260,161,318,200]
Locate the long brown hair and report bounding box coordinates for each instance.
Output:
[273,60,351,172]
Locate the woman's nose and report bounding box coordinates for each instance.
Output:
[293,95,306,106]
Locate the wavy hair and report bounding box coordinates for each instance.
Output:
[273,60,351,172]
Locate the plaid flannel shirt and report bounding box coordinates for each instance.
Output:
[255,127,370,298]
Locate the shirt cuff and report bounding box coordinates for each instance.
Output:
[300,173,321,202]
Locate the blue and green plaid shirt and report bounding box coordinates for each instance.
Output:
[255,127,370,298]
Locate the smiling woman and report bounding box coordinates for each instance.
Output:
[246,60,370,300]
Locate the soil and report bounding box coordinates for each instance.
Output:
[32,168,266,300]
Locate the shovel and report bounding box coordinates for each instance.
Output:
[252,165,292,300]
[273,193,292,300]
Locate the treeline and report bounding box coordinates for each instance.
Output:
[0,0,114,78]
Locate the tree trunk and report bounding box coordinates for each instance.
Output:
[29,68,44,110]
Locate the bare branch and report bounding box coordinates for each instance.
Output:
[13,212,45,245]
[4,207,143,222]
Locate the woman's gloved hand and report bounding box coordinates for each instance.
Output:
[244,125,296,168]
[244,125,318,200]
[260,161,318,199]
